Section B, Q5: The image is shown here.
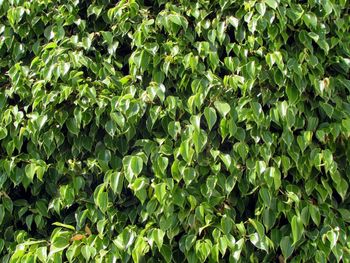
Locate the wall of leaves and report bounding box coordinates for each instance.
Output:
[0,0,350,262]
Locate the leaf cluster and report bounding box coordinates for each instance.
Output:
[0,0,349,262]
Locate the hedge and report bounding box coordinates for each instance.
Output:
[0,0,350,262]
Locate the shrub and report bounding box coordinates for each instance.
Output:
[0,0,349,262]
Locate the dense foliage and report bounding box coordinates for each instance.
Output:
[0,0,349,262]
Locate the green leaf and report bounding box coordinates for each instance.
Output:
[50,234,70,255]
[259,187,271,207]
[286,86,300,104]
[168,121,181,139]
[0,205,4,225]
[265,0,279,9]
[109,171,124,195]
[280,236,294,259]
[97,192,108,213]
[335,178,348,201]
[25,163,36,182]
[105,120,118,137]
[179,140,194,164]
[0,127,7,140]
[81,245,91,261]
[221,216,233,235]
[66,118,79,136]
[82,36,92,50]
[168,14,183,27]
[291,215,304,244]
[160,244,172,262]
[140,50,151,70]
[320,102,333,118]
[309,205,321,226]
[52,222,75,231]
[249,218,265,239]
[192,130,207,154]
[113,228,136,250]
[303,12,317,28]
[243,61,256,79]
[342,119,350,132]
[263,208,276,231]
[151,229,165,250]
[154,183,167,204]
[264,167,282,190]
[183,167,196,186]
[249,232,269,252]
[123,155,144,182]
[94,185,108,213]
[214,101,231,118]
[195,239,212,262]
[36,247,47,262]
[204,107,217,131]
